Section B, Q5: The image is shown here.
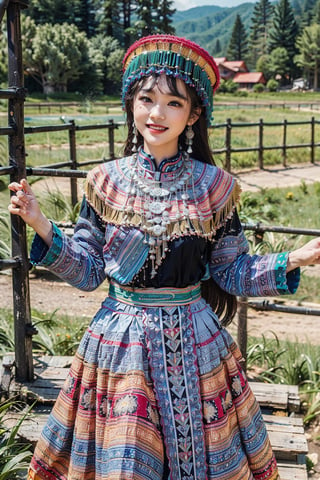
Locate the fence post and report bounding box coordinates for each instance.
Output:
[225,118,231,172]
[108,119,115,160]
[237,297,248,371]
[237,225,265,371]
[7,0,34,382]
[311,116,315,164]
[282,119,287,167]
[258,118,264,169]
[68,120,78,206]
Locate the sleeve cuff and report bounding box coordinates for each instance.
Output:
[30,223,63,266]
[275,251,300,294]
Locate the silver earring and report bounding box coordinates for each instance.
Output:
[185,125,194,154]
[132,122,138,153]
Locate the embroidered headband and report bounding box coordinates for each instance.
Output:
[122,34,220,126]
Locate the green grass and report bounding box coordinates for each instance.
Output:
[246,332,320,427]
[0,307,88,357]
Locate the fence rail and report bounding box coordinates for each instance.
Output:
[1,116,319,192]
[22,100,320,114]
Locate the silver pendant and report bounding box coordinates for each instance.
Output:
[148,201,168,215]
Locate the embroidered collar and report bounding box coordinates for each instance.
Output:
[136,147,185,182]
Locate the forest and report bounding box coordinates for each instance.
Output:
[0,0,319,95]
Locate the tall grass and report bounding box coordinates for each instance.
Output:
[0,399,33,479]
[247,333,320,431]
[0,307,87,357]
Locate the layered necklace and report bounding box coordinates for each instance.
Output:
[122,150,200,277]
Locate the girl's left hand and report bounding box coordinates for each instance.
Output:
[287,237,320,272]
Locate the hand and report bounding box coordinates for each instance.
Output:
[287,237,320,272]
[8,179,53,246]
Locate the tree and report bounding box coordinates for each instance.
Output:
[157,0,176,35]
[23,21,95,94]
[268,47,290,84]
[249,0,274,66]
[301,0,317,26]
[135,0,157,36]
[295,23,320,89]
[89,34,124,94]
[313,0,320,23]
[214,39,222,56]
[268,0,299,82]
[256,54,273,81]
[95,0,121,38]
[227,14,248,61]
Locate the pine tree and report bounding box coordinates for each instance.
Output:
[157,0,176,34]
[295,23,320,89]
[268,0,299,81]
[301,0,317,26]
[95,0,120,38]
[135,0,157,36]
[249,0,274,66]
[314,0,320,22]
[214,39,222,56]
[227,14,248,61]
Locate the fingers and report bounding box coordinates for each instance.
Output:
[8,178,30,193]
[8,179,32,216]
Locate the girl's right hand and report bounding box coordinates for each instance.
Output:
[8,179,53,246]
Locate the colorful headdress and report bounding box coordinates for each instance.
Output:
[122,34,220,126]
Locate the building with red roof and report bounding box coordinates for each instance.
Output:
[233,72,266,88]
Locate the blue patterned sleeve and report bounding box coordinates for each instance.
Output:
[209,212,300,297]
[30,198,107,291]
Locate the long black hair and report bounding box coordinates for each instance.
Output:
[123,73,237,326]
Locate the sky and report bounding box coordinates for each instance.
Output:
[174,0,255,10]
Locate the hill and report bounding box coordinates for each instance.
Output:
[173,3,256,56]
[172,0,318,57]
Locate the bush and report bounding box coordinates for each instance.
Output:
[267,79,279,92]
[253,83,265,93]
[217,79,239,94]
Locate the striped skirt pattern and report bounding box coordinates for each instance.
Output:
[28,283,279,480]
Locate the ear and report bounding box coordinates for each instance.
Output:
[188,107,201,126]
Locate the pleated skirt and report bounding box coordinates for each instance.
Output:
[28,282,279,480]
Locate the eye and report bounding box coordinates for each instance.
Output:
[138,95,152,103]
[168,100,183,107]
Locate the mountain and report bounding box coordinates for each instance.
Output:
[172,0,318,58]
[172,3,255,57]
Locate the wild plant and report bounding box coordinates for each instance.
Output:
[0,398,33,479]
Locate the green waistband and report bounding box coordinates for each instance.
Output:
[108,282,202,306]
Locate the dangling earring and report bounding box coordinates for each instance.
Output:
[185,125,194,154]
[132,122,138,153]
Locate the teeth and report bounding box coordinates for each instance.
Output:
[148,125,166,131]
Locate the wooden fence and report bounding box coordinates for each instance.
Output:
[23,100,320,114]
[1,115,320,208]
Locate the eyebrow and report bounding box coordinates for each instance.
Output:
[139,87,188,101]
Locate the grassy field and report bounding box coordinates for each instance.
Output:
[1,91,319,173]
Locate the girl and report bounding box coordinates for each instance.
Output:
[8,34,320,480]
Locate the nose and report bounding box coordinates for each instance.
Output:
[150,102,165,120]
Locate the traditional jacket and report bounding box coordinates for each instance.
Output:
[31,150,299,296]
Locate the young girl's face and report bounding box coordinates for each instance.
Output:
[133,74,199,164]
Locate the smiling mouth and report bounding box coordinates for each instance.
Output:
[147,124,168,132]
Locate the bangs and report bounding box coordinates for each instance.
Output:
[136,73,188,100]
